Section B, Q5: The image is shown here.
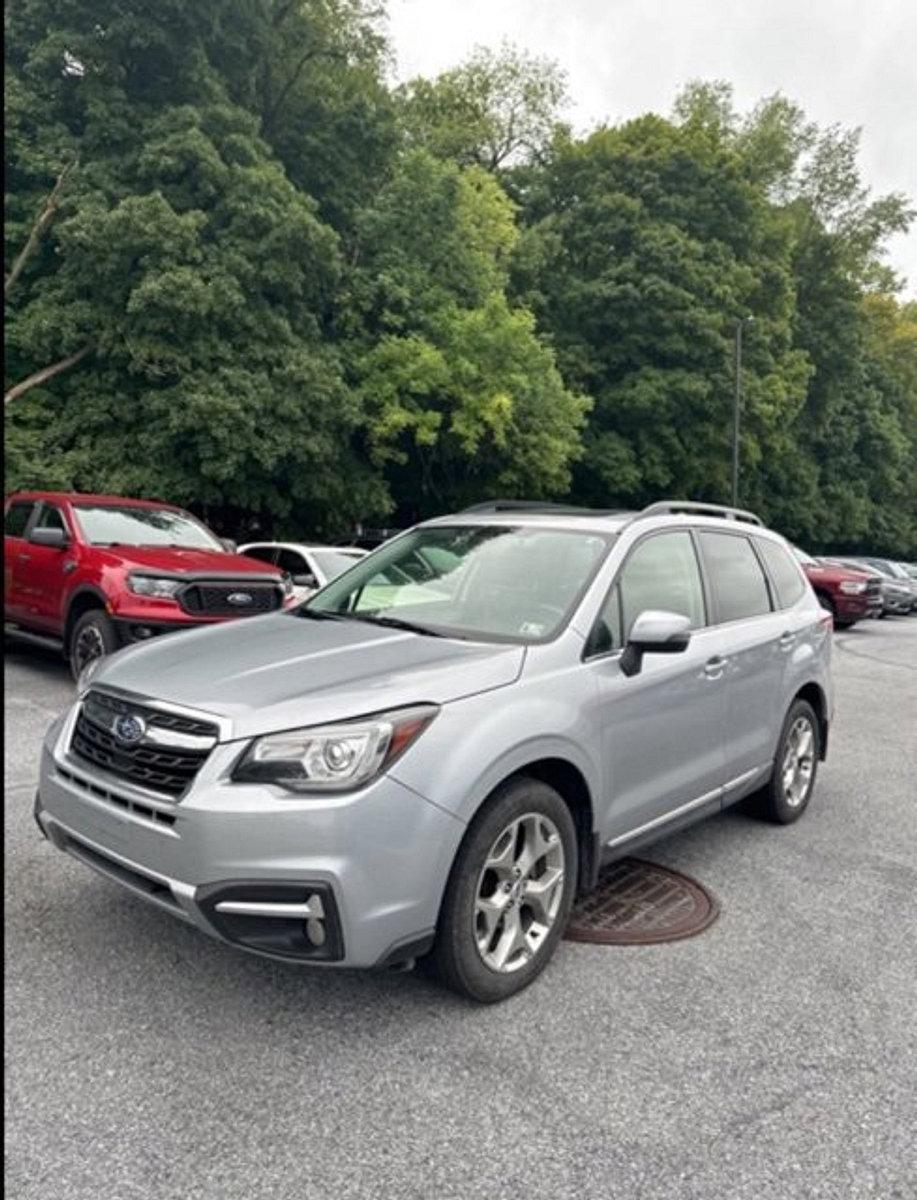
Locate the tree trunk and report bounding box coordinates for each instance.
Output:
[4,345,92,407]
[5,161,76,298]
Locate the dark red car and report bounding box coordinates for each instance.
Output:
[4,491,290,678]
[790,546,880,628]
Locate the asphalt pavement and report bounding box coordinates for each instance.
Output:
[4,619,917,1200]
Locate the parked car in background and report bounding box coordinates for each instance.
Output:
[36,499,833,1003]
[820,559,913,617]
[239,542,368,603]
[5,491,291,679]
[789,547,880,627]
[843,557,917,611]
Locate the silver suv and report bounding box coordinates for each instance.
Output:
[35,500,833,1003]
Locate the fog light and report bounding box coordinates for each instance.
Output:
[305,917,326,946]
[132,625,154,639]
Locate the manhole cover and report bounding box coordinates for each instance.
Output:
[565,858,719,945]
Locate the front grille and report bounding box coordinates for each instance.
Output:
[179,582,281,617]
[83,690,217,738]
[69,690,218,799]
[865,580,881,598]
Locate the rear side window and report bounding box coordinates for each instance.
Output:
[241,545,278,566]
[4,502,33,537]
[755,537,807,608]
[35,503,68,534]
[275,548,309,575]
[698,531,772,623]
[618,531,706,637]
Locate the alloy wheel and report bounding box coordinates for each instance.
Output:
[74,624,106,675]
[782,715,816,807]
[473,812,565,974]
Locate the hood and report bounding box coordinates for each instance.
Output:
[801,562,870,585]
[91,545,283,576]
[92,613,525,740]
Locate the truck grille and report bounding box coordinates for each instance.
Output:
[69,690,219,799]
[179,582,282,617]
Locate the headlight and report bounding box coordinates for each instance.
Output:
[128,575,183,599]
[839,580,867,594]
[77,654,104,696]
[282,573,294,597]
[232,705,439,793]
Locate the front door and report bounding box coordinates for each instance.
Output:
[23,502,76,634]
[584,530,728,848]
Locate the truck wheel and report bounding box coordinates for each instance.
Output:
[432,777,577,1003]
[754,699,820,825]
[69,609,119,681]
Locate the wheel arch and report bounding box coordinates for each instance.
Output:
[470,757,599,895]
[64,587,109,652]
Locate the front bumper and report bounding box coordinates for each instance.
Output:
[36,709,464,969]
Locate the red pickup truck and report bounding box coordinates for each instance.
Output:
[790,546,881,628]
[4,491,290,679]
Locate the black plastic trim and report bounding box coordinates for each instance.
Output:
[372,931,436,970]
[196,880,344,963]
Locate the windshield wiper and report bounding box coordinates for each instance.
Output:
[351,614,447,638]
[296,608,352,622]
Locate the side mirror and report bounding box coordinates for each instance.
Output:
[620,610,692,678]
[292,573,318,589]
[220,538,237,553]
[29,527,68,548]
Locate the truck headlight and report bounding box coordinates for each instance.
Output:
[839,580,867,594]
[128,575,183,599]
[232,705,439,793]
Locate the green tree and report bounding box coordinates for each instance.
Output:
[4,1,389,531]
[513,115,812,521]
[345,151,589,515]
[397,43,568,171]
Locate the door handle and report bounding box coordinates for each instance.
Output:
[704,655,726,679]
[779,631,796,650]
[17,553,30,562]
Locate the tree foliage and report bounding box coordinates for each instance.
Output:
[4,16,915,553]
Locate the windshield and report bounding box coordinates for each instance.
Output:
[312,550,364,580]
[305,524,611,643]
[73,504,223,550]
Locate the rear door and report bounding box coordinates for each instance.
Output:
[23,502,77,633]
[695,529,783,796]
[4,499,37,623]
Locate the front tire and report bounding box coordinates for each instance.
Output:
[754,699,820,824]
[432,777,578,1003]
[68,609,119,681]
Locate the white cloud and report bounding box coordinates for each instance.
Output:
[386,0,917,295]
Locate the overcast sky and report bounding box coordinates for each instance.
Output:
[386,0,917,296]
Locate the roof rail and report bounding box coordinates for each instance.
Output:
[462,500,624,517]
[636,500,764,527]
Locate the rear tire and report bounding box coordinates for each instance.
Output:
[432,777,577,1003]
[754,699,820,825]
[68,609,119,681]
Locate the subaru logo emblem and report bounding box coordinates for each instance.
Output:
[114,713,146,744]
[227,592,253,606]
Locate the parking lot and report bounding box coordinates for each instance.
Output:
[4,619,916,1200]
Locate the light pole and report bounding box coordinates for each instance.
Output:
[731,316,753,507]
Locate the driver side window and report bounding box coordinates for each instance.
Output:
[618,532,706,639]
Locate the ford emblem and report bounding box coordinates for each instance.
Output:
[227,592,254,606]
[114,713,146,744]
